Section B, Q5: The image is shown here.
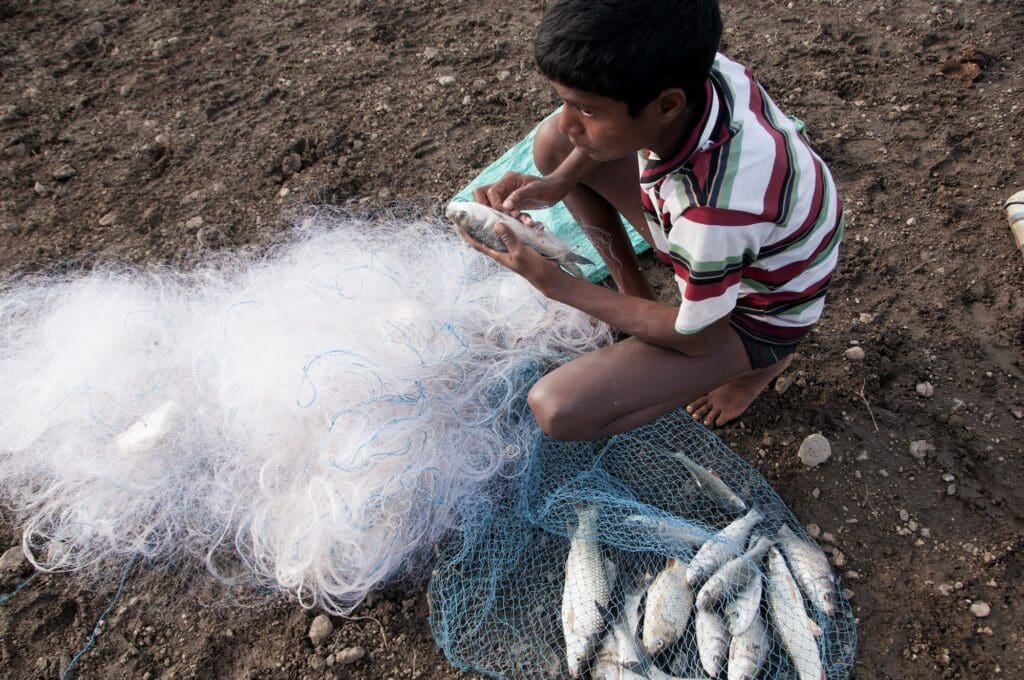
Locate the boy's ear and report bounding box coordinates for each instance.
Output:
[656,88,688,119]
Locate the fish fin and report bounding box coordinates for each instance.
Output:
[561,261,586,278]
[620,660,646,674]
[604,559,618,590]
[808,618,823,638]
[564,251,595,266]
[595,600,614,627]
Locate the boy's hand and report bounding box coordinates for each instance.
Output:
[472,172,572,213]
[456,221,563,294]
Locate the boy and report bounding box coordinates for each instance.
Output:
[461,0,843,441]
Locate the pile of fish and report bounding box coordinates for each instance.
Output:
[561,452,837,680]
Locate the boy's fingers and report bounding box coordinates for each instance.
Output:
[494,222,520,251]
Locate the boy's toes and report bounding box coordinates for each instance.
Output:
[702,406,723,427]
[687,395,710,416]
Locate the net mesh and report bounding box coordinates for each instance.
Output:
[429,409,856,679]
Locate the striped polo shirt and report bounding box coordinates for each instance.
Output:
[639,53,844,344]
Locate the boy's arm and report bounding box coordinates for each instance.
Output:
[538,263,731,356]
[460,222,729,356]
[473,148,604,212]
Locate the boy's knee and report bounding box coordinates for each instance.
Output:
[527,380,593,441]
[532,116,573,177]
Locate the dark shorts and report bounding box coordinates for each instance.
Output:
[730,319,805,370]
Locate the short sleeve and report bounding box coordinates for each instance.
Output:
[665,207,773,334]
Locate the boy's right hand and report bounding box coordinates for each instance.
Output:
[472,172,572,213]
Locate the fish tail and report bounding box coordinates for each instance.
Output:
[564,251,595,266]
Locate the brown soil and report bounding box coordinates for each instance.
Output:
[1,1,1023,679]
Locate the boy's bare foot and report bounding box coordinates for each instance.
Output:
[686,355,793,427]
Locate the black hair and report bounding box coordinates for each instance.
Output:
[535,0,722,117]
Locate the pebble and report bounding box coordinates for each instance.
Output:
[909,440,935,460]
[969,601,991,618]
[422,47,439,61]
[858,312,874,323]
[335,646,366,665]
[844,346,865,361]
[53,164,77,181]
[805,523,821,538]
[99,210,117,226]
[798,433,831,467]
[774,374,795,395]
[34,181,50,196]
[437,75,457,86]
[821,532,837,544]
[846,570,861,579]
[941,473,955,482]
[308,614,333,646]
[811,487,821,499]
[915,381,934,398]
[946,484,957,496]
[1010,406,1023,419]
[497,70,511,81]
[920,528,931,538]
[899,509,910,522]
[908,520,919,531]
[830,549,847,567]
[0,546,27,572]
[185,216,204,229]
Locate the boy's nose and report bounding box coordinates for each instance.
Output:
[556,107,581,137]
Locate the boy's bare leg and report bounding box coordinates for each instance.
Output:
[533,117,656,300]
[686,355,793,427]
[527,331,753,441]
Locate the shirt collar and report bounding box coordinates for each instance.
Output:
[640,78,721,183]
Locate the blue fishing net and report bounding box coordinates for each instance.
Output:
[429,409,856,679]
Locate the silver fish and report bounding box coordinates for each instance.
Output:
[766,547,826,680]
[445,200,594,277]
[726,610,768,680]
[623,514,708,553]
[562,504,612,678]
[670,451,747,515]
[686,508,764,587]
[723,572,763,636]
[776,525,838,617]
[695,607,730,677]
[695,536,771,612]
[642,558,694,656]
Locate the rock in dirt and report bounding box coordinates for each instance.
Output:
[806,523,821,538]
[844,346,865,361]
[437,75,456,86]
[916,381,934,398]
[53,164,77,181]
[798,433,831,467]
[335,646,366,665]
[909,440,935,460]
[969,601,991,618]
[308,614,333,646]
[0,546,27,573]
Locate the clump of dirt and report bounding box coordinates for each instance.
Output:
[1,1,1023,678]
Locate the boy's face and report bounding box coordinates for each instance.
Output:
[551,81,662,162]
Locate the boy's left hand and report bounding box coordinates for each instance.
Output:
[456,221,563,294]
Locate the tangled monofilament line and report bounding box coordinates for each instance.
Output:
[0,208,612,613]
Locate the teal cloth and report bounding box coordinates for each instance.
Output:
[452,114,808,284]
[451,119,649,284]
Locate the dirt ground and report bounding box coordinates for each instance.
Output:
[1,0,1023,678]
